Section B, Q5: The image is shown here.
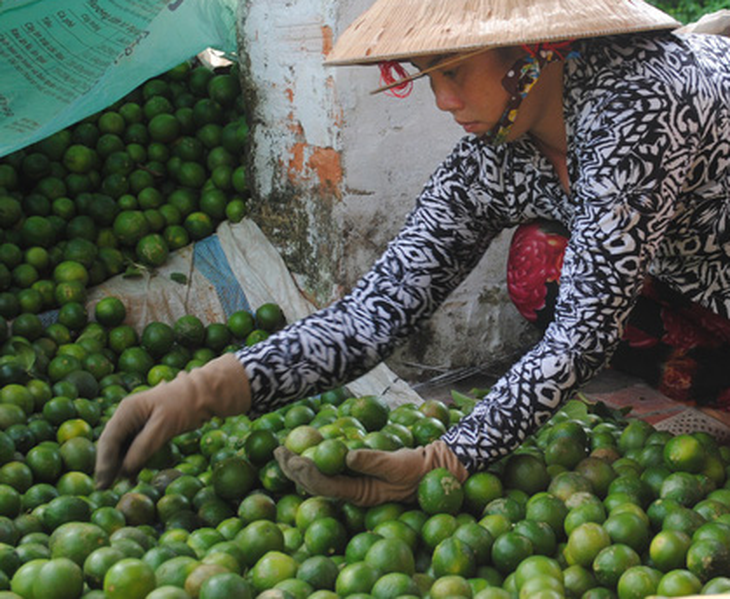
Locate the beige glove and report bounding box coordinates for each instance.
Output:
[274,439,468,506]
[95,354,251,489]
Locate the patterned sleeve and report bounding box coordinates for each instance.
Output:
[444,69,700,471]
[236,139,509,416]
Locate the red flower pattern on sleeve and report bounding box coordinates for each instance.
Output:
[507,221,568,323]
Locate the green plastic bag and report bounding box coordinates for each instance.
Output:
[0,0,237,157]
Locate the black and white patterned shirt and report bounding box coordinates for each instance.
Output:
[237,31,730,471]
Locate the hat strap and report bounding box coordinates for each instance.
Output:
[378,61,415,97]
[483,42,576,145]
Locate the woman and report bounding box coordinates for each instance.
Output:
[95,0,730,505]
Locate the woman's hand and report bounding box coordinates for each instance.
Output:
[275,440,468,506]
[94,354,250,489]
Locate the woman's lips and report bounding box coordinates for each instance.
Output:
[458,121,482,133]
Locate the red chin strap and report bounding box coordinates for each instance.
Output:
[377,61,415,98]
[521,41,574,60]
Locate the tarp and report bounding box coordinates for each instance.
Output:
[0,0,237,157]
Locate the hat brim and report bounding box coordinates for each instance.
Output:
[325,0,680,66]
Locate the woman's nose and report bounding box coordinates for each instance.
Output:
[432,81,462,113]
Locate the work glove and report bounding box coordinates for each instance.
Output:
[274,439,469,506]
[95,353,251,489]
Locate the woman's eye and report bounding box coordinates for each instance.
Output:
[441,65,462,79]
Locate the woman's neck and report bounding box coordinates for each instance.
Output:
[532,136,570,195]
[522,59,570,194]
[527,60,568,154]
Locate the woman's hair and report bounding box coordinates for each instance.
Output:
[493,45,525,64]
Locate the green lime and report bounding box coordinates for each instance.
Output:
[174,315,206,348]
[135,233,169,267]
[94,297,126,327]
[184,211,214,240]
[107,325,139,355]
[225,198,246,223]
[163,225,190,250]
[112,211,150,247]
[103,557,156,598]
[417,468,464,516]
[255,303,285,332]
[148,114,181,143]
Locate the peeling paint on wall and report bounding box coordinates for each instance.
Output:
[286,144,342,198]
[321,25,333,55]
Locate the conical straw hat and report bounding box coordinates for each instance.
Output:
[326,0,680,65]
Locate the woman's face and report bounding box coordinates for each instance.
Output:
[411,49,521,138]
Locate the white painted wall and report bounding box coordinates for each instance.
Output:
[239,0,538,382]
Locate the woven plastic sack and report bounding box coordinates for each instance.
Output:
[677,9,730,36]
[85,219,423,408]
[0,0,237,157]
[654,408,730,444]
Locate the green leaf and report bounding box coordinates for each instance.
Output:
[467,387,491,400]
[559,398,591,423]
[450,390,478,414]
[123,266,143,279]
[2,337,36,371]
[170,272,188,285]
[589,398,632,423]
